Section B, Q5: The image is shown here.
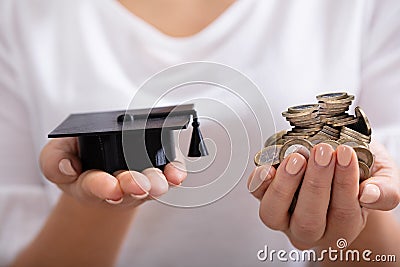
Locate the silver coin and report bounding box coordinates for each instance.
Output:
[279,138,313,162]
[254,145,282,166]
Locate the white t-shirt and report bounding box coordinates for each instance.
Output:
[1,0,400,266]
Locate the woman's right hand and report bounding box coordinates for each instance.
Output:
[39,137,187,209]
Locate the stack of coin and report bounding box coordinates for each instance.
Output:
[254,92,374,183]
[255,92,374,213]
[317,92,358,127]
[281,104,322,140]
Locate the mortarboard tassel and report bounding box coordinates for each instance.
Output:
[188,117,209,157]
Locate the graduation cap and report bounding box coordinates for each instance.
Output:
[48,104,208,173]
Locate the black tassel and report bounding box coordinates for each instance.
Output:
[188,117,208,157]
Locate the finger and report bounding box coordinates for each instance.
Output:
[247,165,276,200]
[259,153,306,231]
[69,170,124,201]
[163,161,187,186]
[359,178,400,210]
[115,171,151,198]
[359,141,400,210]
[142,168,169,197]
[326,145,366,241]
[290,144,335,243]
[39,138,82,184]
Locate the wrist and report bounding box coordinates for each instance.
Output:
[60,192,138,217]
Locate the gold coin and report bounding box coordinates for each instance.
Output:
[319,102,352,109]
[313,131,335,140]
[331,117,358,127]
[319,107,349,113]
[279,138,313,162]
[354,146,374,168]
[264,130,287,147]
[321,128,340,138]
[341,127,371,143]
[276,138,286,145]
[322,125,340,134]
[308,135,328,145]
[290,118,321,126]
[320,114,348,123]
[339,132,370,145]
[286,131,316,136]
[337,138,369,148]
[283,110,318,119]
[354,106,372,136]
[282,134,310,140]
[254,145,283,166]
[359,161,371,182]
[292,127,322,133]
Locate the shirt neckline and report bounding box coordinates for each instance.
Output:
[104,0,253,46]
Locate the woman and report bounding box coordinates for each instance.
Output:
[1,0,399,266]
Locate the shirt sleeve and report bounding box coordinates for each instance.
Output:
[357,0,400,218]
[0,2,51,265]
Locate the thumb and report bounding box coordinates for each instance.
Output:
[40,137,82,184]
[359,177,400,211]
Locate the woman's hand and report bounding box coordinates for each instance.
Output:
[40,137,187,209]
[248,142,400,250]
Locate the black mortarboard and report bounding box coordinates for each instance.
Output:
[48,104,208,173]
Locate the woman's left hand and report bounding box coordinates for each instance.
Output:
[247,141,400,250]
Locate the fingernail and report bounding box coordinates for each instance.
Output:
[132,174,151,192]
[130,192,149,200]
[315,144,333,167]
[168,181,182,187]
[337,145,353,167]
[285,154,304,175]
[360,184,380,204]
[105,198,123,205]
[59,159,77,176]
[248,166,273,193]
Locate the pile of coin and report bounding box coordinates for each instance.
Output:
[318,92,357,126]
[255,92,374,182]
